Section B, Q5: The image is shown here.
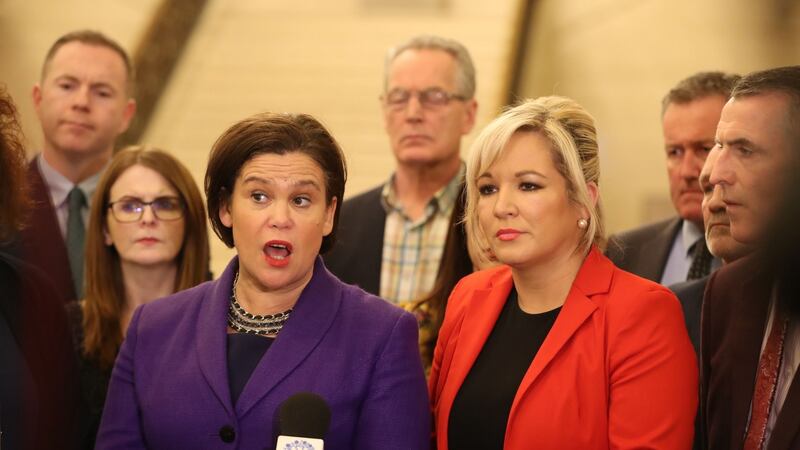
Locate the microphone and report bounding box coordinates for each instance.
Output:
[276,392,331,450]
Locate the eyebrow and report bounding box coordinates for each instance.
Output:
[54,74,118,92]
[716,137,758,150]
[664,139,716,148]
[242,175,322,190]
[477,169,548,180]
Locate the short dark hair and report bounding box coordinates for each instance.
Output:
[42,30,134,93]
[732,66,800,141]
[661,71,741,115]
[205,112,347,254]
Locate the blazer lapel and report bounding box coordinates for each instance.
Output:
[195,257,239,417]
[438,270,512,423]
[236,257,341,417]
[508,249,608,421]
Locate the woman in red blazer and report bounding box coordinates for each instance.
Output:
[429,96,698,450]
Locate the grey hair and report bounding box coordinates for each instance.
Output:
[384,35,476,99]
[661,71,741,116]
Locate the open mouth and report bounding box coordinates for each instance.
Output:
[264,240,293,266]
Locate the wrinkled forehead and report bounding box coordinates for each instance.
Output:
[718,94,795,147]
[386,48,459,90]
[238,152,327,190]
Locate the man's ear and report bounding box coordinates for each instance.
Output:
[118,99,137,134]
[461,98,478,135]
[32,83,43,114]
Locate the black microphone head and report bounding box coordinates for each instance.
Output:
[278,392,331,439]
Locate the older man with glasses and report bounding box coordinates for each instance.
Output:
[325,35,478,305]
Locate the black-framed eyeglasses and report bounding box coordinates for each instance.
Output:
[381,87,468,110]
[107,196,185,223]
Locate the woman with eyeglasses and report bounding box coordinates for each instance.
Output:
[66,145,210,449]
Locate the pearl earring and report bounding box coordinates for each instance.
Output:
[577,218,589,229]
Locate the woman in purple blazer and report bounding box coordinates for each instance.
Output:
[96,113,430,449]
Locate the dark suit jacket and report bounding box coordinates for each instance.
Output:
[323,186,386,295]
[324,184,471,297]
[96,256,430,449]
[702,256,800,450]
[12,159,75,303]
[606,217,682,283]
[671,276,707,357]
[671,275,709,450]
[0,251,80,449]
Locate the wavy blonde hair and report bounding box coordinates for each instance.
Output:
[464,96,605,267]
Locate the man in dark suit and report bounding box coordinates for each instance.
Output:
[324,35,476,304]
[16,30,135,303]
[702,66,800,450]
[670,134,754,450]
[607,72,739,285]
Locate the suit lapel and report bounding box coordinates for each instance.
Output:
[766,287,800,450]
[643,217,681,282]
[508,249,608,422]
[195,258,239,417]
[236,257,340,417]
[22,158,75,302]
[727,270,771,446]
[768,369,800,450]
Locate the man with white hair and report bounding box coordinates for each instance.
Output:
[325,35,477,304]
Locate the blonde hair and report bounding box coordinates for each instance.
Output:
[464,96,605,266]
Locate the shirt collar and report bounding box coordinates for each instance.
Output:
[681,219,705,256]
[381,163,465,216]
[38,153,105,207]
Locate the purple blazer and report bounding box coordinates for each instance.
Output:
[96,257,430,449]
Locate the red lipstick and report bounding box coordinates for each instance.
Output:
[264,240,292,267]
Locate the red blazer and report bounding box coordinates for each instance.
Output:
[430,248,698,449]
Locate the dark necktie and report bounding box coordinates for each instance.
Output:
[66,187,86,299]
[743,310,788,450]
[687,238,713,280]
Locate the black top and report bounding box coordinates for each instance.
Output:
[66,302,113,450]
[226,333,273,405]
[448,289,561,450]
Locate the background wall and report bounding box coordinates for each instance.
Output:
[516,0,800,234]
[1,0,797,275]
[0,0,521,275]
